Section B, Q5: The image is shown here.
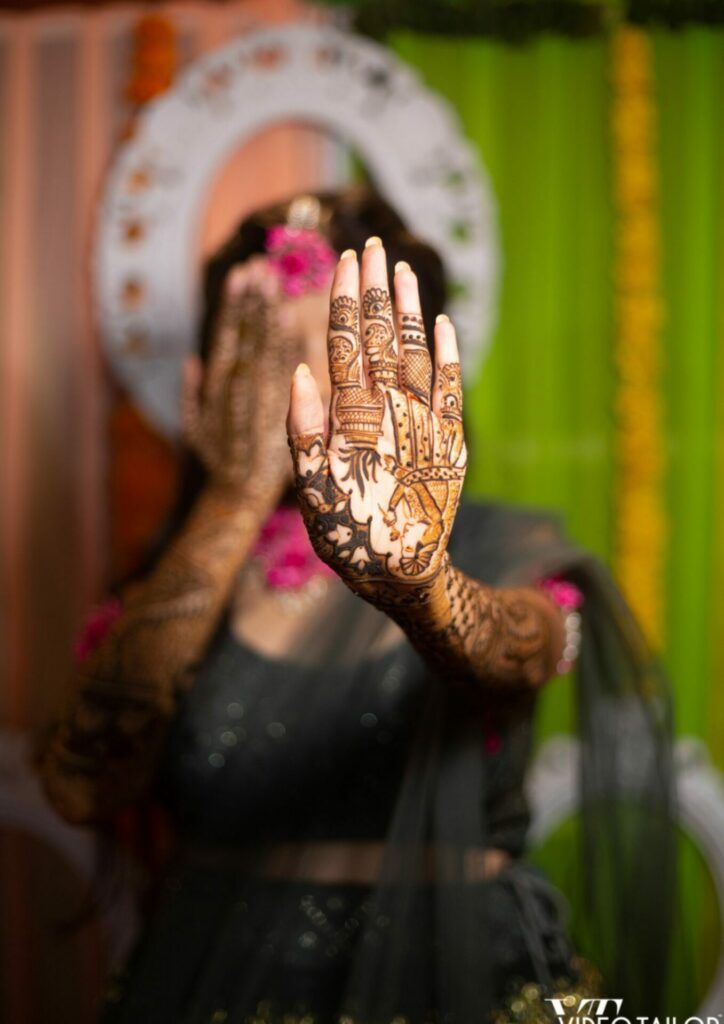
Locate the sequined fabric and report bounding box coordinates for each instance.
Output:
[491,960,602,1024]
[102,867,581,1022]
[158,629,422,844]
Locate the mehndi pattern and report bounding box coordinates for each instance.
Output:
[40,265,297,823]
[289,251,564,690]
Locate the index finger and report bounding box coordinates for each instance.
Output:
[327,248,362,402]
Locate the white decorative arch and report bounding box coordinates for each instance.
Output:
[94,22,499,436]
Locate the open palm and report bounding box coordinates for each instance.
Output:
[288,239,467,594]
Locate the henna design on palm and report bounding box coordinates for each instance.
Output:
[291,246,467,592]
[287,245,565,691]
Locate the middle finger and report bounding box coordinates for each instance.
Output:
[360,238,398,388]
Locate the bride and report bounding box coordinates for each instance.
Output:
[38,187,675,1024]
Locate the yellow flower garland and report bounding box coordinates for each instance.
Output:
[610,27,667,650]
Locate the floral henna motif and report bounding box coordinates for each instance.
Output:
[328,295,360,388]
[329,294,359,337]
[438,362,465,465]
[291,433,387,579]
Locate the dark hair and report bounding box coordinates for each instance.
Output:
[199,184,446,362]
[125,184,448,584]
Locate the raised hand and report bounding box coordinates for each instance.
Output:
[183,256,299,508]
[39,259,302,824]
[287,238,466,595]
[288,240,566,691]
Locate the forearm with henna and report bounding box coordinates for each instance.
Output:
[39,488,266,824]
[40,260,296,824]
[356,558,564,690]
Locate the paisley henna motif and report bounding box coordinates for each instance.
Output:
[438,361,465,465]
[362,286,398,387]
[329,294,359,336]
[328,295,361,389]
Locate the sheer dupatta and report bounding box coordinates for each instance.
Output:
[147,499,677,1023]
[332,500,677,1021]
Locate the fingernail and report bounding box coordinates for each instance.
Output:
[395,261,411,274]
[436,314,450,324]
[340,249,356,260]
[365,236,382,249]
[294,362,311,378]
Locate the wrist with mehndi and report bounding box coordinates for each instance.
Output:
[352,553,454,628]
[200,479,282,529]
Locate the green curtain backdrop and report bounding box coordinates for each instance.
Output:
[391,27,724,1005]
[392,26,724,755]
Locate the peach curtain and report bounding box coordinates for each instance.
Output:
[0,0,337,731]
[0,3,337,1020]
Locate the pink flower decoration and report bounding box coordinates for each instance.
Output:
[484,730,502,755]
[73,598,122,662]
[538,575,584,611]
[265,226,336,298]
[252,505,335,591]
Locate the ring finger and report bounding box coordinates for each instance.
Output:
[394,261,432,406]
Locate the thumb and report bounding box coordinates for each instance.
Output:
[287,362,329,482]
[287,362,326,439]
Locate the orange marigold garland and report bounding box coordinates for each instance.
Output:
[125,13,177,107]
[610,27,667,649]
[110,12,180,581]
